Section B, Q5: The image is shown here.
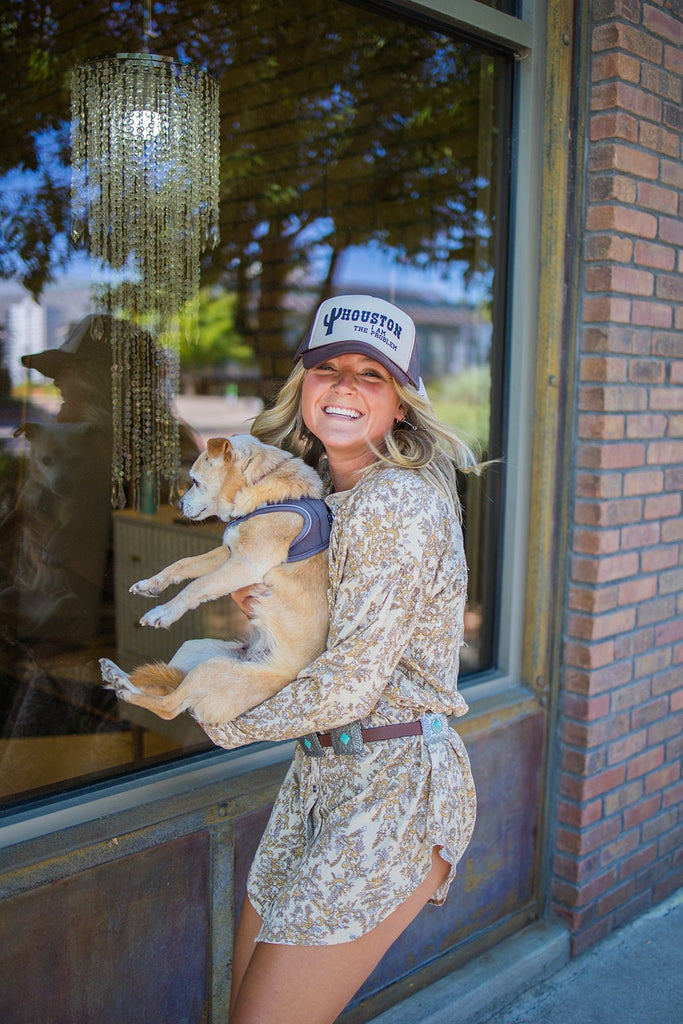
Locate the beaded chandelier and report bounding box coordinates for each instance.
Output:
[70,53,220,508]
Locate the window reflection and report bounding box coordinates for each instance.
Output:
[0,0,510,803]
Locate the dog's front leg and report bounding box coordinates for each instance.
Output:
[139,557,261,629]
[130,545,230,597]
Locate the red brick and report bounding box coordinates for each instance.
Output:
[651,387,683,412]
[643,4,683,45]
[627,747,665,780]
[604,779,644,815]
[623,468,664,494]
[626,414,668,438]
[585,233,634,262]
[648,440,683,464]
[596,879,636,918]
[645,493,682,519]
[600,827,641,864]
[580,385,648,412]
[586,265,655,296]
[638,595,677,628]
[572,525,621,552]
[632,696,672,730]
[558,798,604,829]
[590,110,639,142]
[564,638,616,670]
[672,364,683,386]
[577,443,645,470]
[660,217,683,246]
[639,121,680,157]
[631,301,673,328]
[618,575,658,604]
[641,65,683,103]
[592,22,664,63]
[579,498,642,526]
[586,203,658,236]
[660,567,683,595]
[576,660,635,696]
[656,275,683,301]
[583,296,632,324]
[661,517,683,542]
[575,472,624,498]
[641,547,677,573]
[589,143,660,179]
[593,81,664,122]
[592,0,641,25]
[645,762,681,795]
[579,414,628,443]
[661,158,683,190]
[634,240,676,271]
[611,679,652,712]
[642,807,678,842]
[638,182,680,215]
[664,37,683,73]
[630,359,666,384]
[572,551,640,583]
[619,842,658,880]
[608,730,648,765]
[662,780,683,809]
[653,663,683,694]
[568,585,620,614]
[573,607,638,641]
[592,51,641,83]
[571,919,613,955]
[563,692,611,722]
[580,355,629,381]
[653,331,683,357]
[582,325,652,355]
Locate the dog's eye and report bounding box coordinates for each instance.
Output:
[41,456,54,467]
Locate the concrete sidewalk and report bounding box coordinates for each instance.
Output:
[368,887,683,1024]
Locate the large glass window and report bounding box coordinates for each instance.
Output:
[0,0,511,805]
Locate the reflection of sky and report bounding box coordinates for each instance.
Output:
[335,243,491,305]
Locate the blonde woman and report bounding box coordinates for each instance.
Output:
[202,295,478,1023]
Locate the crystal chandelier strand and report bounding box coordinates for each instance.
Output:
[71,54,220,509]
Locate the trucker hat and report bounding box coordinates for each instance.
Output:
[295,295,420,387]
[21,314,111,380]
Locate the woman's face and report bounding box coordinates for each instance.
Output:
[301,353,405,463]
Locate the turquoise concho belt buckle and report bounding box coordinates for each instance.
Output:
[330,720,364,755]
[421,712,449,748]
[299,733,325,757]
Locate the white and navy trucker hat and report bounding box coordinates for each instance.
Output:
[295,295,419,387]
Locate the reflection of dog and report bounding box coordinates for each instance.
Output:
[100,435,330,723]
[0,421,111,640]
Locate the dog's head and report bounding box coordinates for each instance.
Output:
[179,434,295,522]
[18,421,96,498]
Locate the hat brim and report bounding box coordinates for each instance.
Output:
[298,341,417,387]
[21,350,72,380]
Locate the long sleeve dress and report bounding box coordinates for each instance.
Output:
[200,464,477,946]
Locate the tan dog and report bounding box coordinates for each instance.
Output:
[99,435,330,724]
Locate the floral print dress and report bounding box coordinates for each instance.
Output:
[201,466,477,946]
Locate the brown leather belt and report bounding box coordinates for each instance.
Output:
[299,713,448,757]
[316,721,423,746]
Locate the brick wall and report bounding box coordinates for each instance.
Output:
[551,0,682,955]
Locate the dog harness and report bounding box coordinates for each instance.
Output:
[226,497,333,563]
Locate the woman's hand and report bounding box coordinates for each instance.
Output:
[232,583,272,619]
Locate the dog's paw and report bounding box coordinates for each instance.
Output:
[129,576,164,597]
[139,605,175,629]
[99,657,141,695]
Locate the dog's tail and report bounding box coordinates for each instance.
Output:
[129,662,185,696]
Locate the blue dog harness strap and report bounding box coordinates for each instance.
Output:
[227,497,333,563]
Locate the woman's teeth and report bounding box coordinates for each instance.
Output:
[324,406,361,419]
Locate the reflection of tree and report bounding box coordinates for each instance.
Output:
[0,0,505,387]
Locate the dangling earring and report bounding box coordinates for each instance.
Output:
[395,417,417,431]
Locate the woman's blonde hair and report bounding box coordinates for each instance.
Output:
[251,362,481,518]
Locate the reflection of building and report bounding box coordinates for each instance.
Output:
[7,298,46,386]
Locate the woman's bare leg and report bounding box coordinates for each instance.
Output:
[229,847,450,1024]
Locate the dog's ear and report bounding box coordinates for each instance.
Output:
[15,422,43,441]
[206,437,232,461]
